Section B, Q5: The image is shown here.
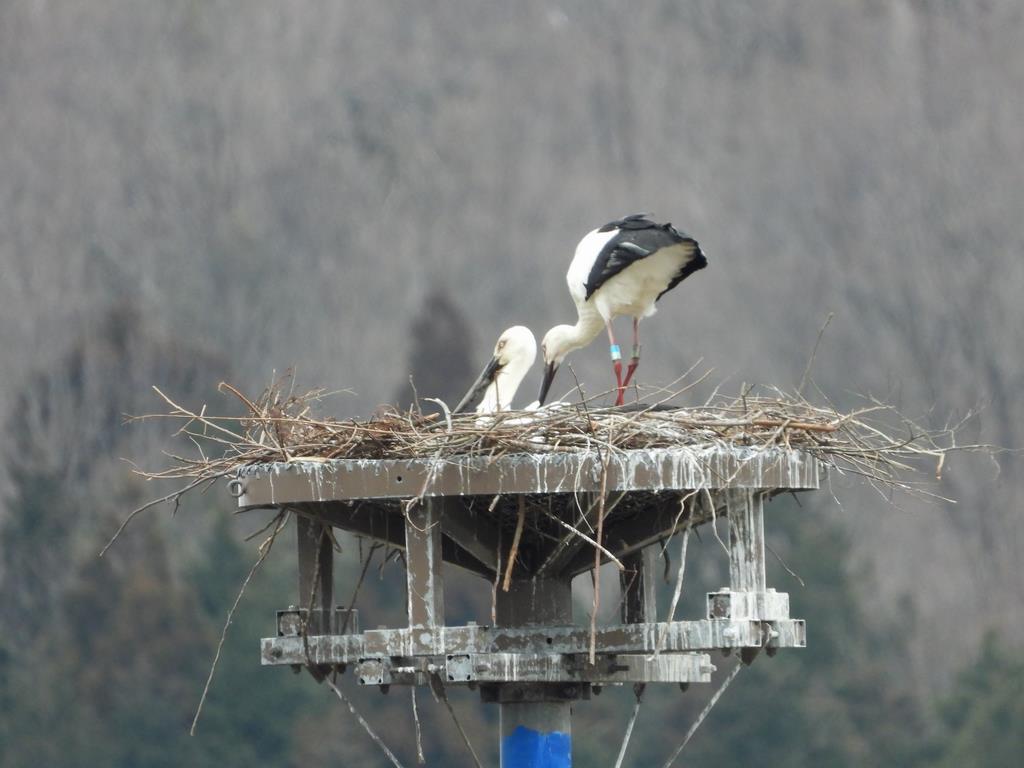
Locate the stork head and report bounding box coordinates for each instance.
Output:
[494,325,538,373]
[454,326,537,413]
[537,324,577,405]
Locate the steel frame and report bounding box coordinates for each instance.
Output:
[237,446,822,767]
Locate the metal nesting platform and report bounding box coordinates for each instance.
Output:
[234,446,822,767]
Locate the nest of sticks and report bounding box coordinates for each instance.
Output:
[118,371,996,747]
[130,371,986,504]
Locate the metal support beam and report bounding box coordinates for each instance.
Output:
[726,489,766,593]
[260,618,807,665]
[297,515,333,633]
[620,546,658,625]
[496,579,573,628]
[303,502,494,580]
[441,499,502,574]
[560,492,708,577]
[347,653,714,688]
[405,499,445,631]
[538,492,618,578]
[449,652,713,685]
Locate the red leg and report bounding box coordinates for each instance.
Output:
[606,321,625,405]
[621,317,641,391]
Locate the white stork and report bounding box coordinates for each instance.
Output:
[454,326,537,413]
[537,214,707,406]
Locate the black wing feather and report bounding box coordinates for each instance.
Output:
[584,214,707,300]
[597,213,654,232]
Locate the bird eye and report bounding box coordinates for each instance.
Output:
[497,340,506,349]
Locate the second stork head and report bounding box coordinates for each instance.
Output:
[454,326,537,414]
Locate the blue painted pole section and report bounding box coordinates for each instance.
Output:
[502,725,571,767]
[500,701,572,768]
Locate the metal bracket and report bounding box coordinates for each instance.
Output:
[356,657,392,686]
[708,589,790,621]
[277,606,360,636]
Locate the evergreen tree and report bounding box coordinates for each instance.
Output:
[930,635,1024,767]
[184,514,315,767]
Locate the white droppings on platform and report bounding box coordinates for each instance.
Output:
[234,445,820,504]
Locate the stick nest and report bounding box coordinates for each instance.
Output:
[133,373,988,501]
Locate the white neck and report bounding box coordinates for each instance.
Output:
[567,311,605,354]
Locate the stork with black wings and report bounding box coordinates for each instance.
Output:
[538,214,707,406]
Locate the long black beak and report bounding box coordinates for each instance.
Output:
[537,361,558,406]
[453,356,502,413]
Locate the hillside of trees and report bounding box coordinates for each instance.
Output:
[1,1,1021,764]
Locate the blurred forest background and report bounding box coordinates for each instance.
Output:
[1,1,1022,765]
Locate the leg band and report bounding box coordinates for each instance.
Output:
[610,344,622,361]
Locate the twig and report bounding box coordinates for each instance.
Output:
[491,521,502,624]
[766,542,805,587]
[653,525,690,658]
[797,312,833,397]
[535,492,626,577]
[589,453,610,665]
[705,489,731,560]
[101,475,219,556]
[190,510,289,735]
[660,660,744,768]
[502,496,526,592]
[339,542,381,635]
[613,683,646,768]
[539,509,625,571]
[324,675,407,768]
[299,522,328,671]
[428,674,484,768]
[411,687,426,764]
